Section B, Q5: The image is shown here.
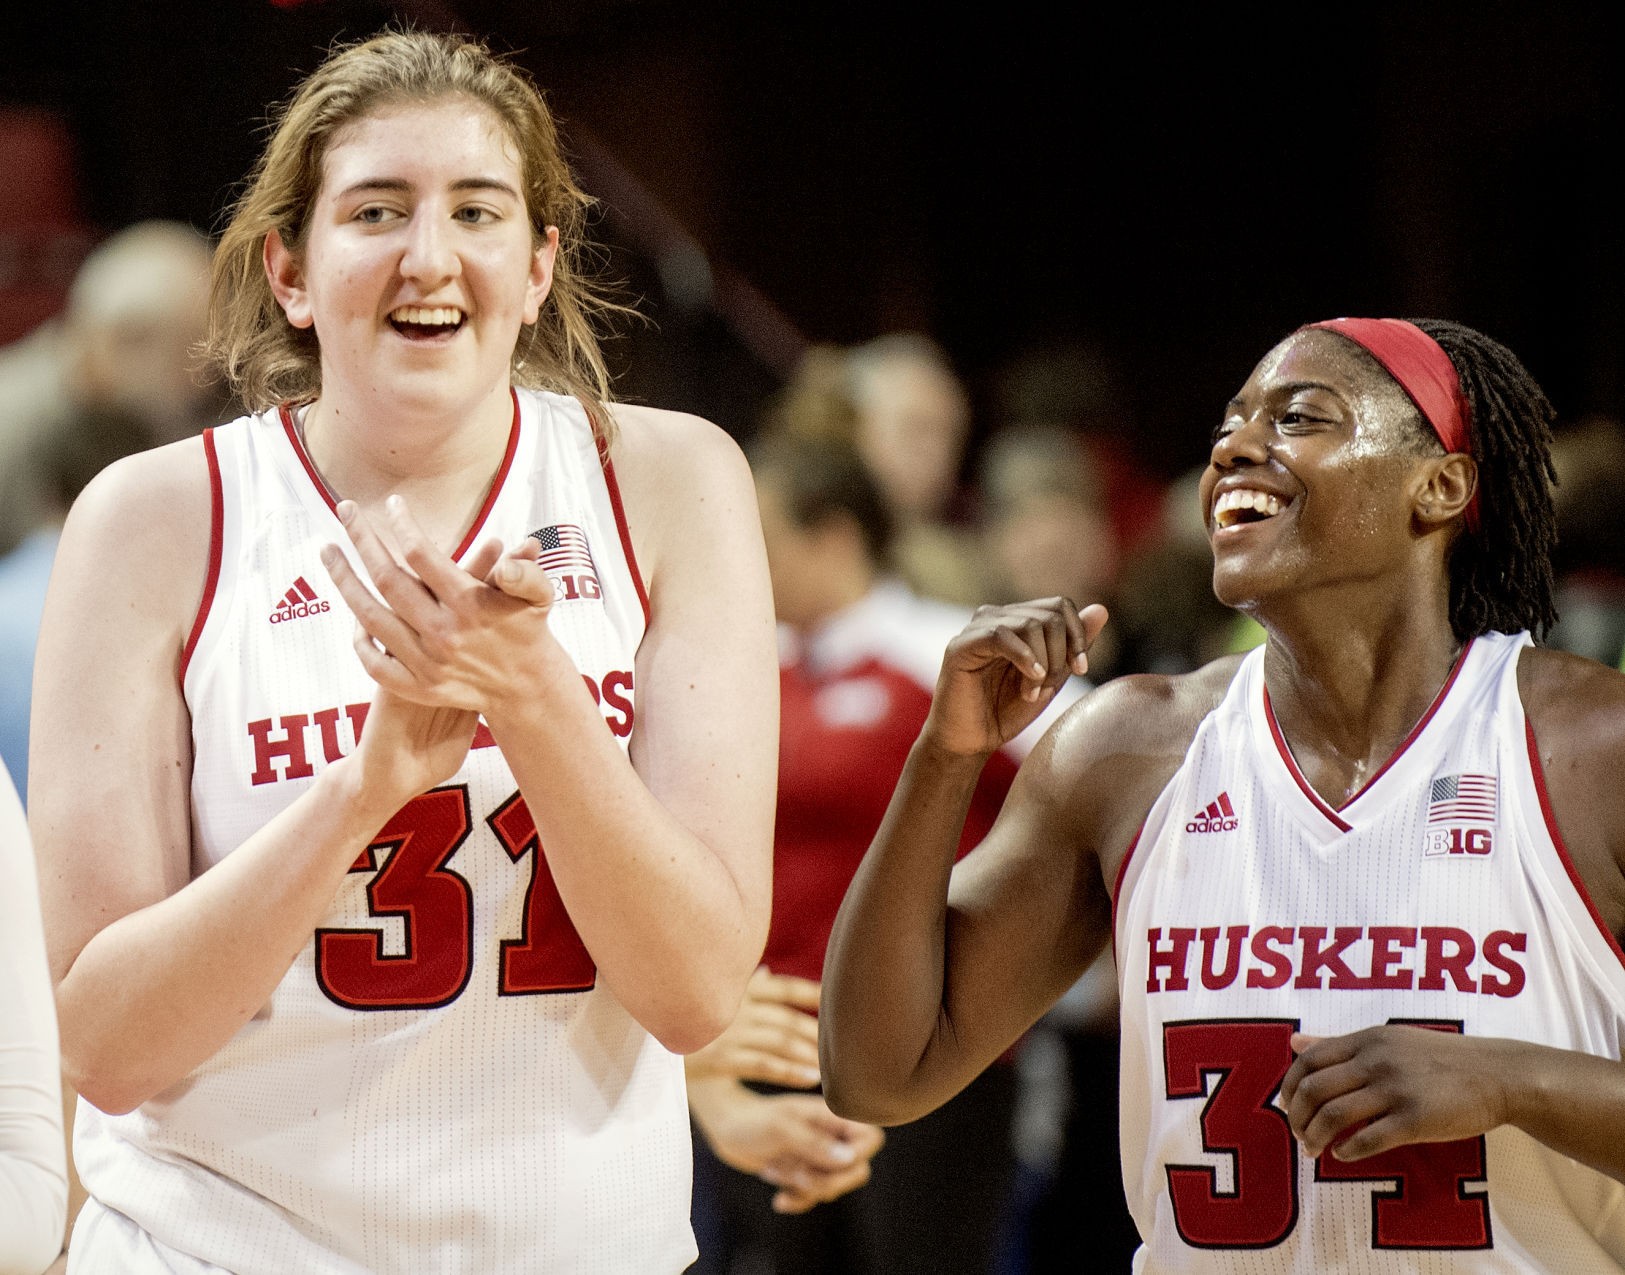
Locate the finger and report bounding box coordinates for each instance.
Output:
[350,621,418,695]
[986,628,1048,701]
[726,1047,820,1090]
[1303,1091,1389,1159]
[1035,610,1072,694]
[1324,1111,1412,1162]
[735,1021,821,1071]
[321,545,426,668]
[803,1105,886,1154]
[747,1002,822,1050]
[335,500,441,627]
[752,970,823,1013]
[383,494,480,600]
[1284,1057,1371,1138]
[489,547,556,607]
[1075,603,1109,674]
[772,1160,874,1213]
[462,535,506,583]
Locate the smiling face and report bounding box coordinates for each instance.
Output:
[266,95,556,421]
[1198,328,1443,615]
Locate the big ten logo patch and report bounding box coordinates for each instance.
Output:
[528,524,600,603]
[1424,826,1493,858]
[550,573,601,601]
[1423,774,1497,858]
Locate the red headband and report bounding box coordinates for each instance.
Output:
[1305,317,1478,530]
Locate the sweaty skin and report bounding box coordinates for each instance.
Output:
[820,329,1625,1200]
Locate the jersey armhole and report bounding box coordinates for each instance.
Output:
[1524,716,1625,973]
[179,427,224,683]
[1110,822,1146,967]
[596,433,651,625]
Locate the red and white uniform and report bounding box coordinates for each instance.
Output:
[1116,631,1625,1272]
[71,389,696,1274]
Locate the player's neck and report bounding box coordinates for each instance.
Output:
[295,387,515,552]
[1259,600,1463,808]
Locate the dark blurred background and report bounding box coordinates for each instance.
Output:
[8,7,1625,1268]
[4,0,1622,472]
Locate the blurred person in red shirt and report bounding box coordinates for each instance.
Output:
[688,430,1083,1274]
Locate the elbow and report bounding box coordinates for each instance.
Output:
[656,996,737,1058]
[62,1044,152,1118]
[818,1042,914,1127]
[820,1069,918,1127]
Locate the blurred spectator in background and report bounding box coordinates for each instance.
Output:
[0,219,219,558]
[0,220,217,800]
[1547,413,1625,669]
[765,333,989,606]
[977,421,1123,678]
[1109,464,1264,678]
[987,337,1166,566]
[689,430,1082,1274]
[0,407,154,798]
[968,420,1137,1272]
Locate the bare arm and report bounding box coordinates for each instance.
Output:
[325,407,777,1053]
[1283,646,1625,1179]
[1,758,66,1275]
[32,443,481,1115]
[820,600,1116,1125]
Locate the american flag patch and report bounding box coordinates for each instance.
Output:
[528,523,597,580]
[1426,774,1497,824]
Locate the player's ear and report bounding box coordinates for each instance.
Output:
[1414,453,1477,530]
[522,226,559,325]
[265,230,314,330]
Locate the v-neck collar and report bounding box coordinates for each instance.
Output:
[276,388,522,563]
[1255,638,1478,835]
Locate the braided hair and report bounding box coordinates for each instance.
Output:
[1408,318,1558,642]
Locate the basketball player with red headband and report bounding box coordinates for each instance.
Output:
[821,317,1625,1270]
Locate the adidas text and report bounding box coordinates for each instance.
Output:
[270,599,331,624]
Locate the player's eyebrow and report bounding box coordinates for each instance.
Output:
[1225,380,1345,413]
[335,176,523,199]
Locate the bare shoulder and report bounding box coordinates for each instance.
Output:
[1043,652,1247,770]
[1518,644,1625,929]
[63,435,212,551]
[50,435,214,640]
[1519,643,1625,736]
[603,403,750,499]
[1517,644,1625,810]
[600,403,757,583]
[1016,653,1248,868]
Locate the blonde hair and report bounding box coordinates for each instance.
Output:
[203,29,630,422]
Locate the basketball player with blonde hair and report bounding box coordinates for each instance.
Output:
[32,29,776,1272]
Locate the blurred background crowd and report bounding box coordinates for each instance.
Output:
[5,1,1625,1271]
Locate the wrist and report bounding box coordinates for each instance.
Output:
[315,754,414,838]
[912,727,999,769]
[480,632,590,735]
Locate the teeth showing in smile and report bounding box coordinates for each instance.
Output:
[1214,488,1286,529]
[390,305,465,330]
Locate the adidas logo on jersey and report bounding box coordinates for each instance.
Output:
[1185,791,1239,834]
[269,576,332,625]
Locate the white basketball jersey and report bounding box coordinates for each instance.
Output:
[1116,631,1625,1273]
[72,389,696,1273]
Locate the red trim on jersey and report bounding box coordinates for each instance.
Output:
[180,428,225,681]
[278,391,522,562]
[1110,824,1145,964]
[1524,717,1625,971]
[1261,639,1475,832]
[451,390,521,561]
[597,430,651,624]
[279,403,335,512]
